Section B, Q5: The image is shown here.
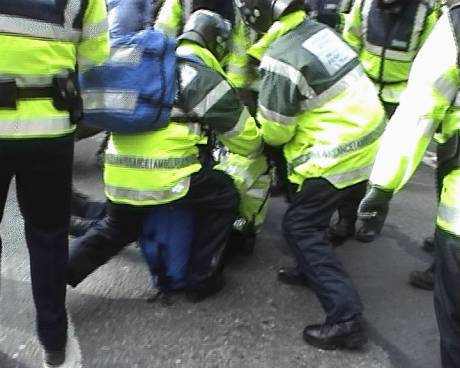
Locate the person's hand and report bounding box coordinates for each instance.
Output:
[358,186,393,220]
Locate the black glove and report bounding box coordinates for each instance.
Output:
[358,186,393,220]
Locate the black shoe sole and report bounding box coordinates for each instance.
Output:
[277,273,309,287]
[303,331,368,350]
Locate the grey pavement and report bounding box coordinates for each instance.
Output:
[0,136,440,368]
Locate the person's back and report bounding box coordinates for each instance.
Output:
[343,0,440,115]
[259,17,384,188]
[0,1,109,367]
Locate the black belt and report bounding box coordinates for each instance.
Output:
[0,81,54,109]
[16,86,54,99]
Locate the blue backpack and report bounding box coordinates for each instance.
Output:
[79,29,177,134]
[138,206,194,293]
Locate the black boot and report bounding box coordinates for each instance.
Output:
[303,315,367,350]
[421,236,435,253]
[409,264,435,290]
[43,348,66,367]
[277,266,309,287]
[327,218,355,242]
[69,216,97,237]
[186,274,225,303]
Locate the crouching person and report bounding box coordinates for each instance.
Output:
[236,0,385,349]
[67,9,262,302]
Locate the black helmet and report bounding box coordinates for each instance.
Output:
[178,9,233,61]
[192,0,236,26]
[235,0,304,33]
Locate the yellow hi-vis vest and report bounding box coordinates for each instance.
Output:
[104,42,262,206]
[343,0,440,104]
[0,0,109,139]
[256,12,385,189]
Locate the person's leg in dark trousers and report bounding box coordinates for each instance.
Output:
[283,179,364,324]
[179,169,239,294]
[67,202,151,287]
[71,190,107,219]
[0,148,14,295]
[1,136,74,353]
[434,228,460,368]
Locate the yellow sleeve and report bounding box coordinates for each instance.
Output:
[78,0,110,71]
[342,0,363,53]
[154,0,183,37]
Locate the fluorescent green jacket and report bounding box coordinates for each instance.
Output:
[104,42,262,206]
[368,10,460,235]
[0,0,109,139]
[343,0,440,104]
[256,11,385,189]
[154,0,253,88]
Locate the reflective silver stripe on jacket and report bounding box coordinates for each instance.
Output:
[362,0,429,62]
[301,66,365,110]
[438,202,460,229]
[182,0,193,26]
[246,187,269,200]
[110,46,143,64]
[260,56,316,98]
[258,103,296,125]
[0,0,83,42]
[0,72,69,87]
[219,162,258,189]
[290,119,385,169]
[324,164,373,186]
[82,90,138,111]
[223,108,250,138]
[192,80,232,117]
[82,18,109,40]
[105,154,199,169]
[339,0,353,12]
[435,74,460,105]
[105,177,190,202]
[417,118,437,139]
[0,116,72,135]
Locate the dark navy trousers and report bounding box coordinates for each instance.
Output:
[0,134,73,351]
[283,178,365,324]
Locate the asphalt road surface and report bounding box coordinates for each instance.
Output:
[0,135,440,368]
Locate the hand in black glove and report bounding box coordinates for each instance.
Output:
[358,186,393,220]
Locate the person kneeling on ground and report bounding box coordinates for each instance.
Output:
[67,9,262,302]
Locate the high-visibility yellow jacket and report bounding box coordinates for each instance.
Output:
[369,8,460,236]
[104,41,262,206]
[343,0,441,105]
[0,0,109,139]
[154,0,253,89]
[254,10,385,189]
